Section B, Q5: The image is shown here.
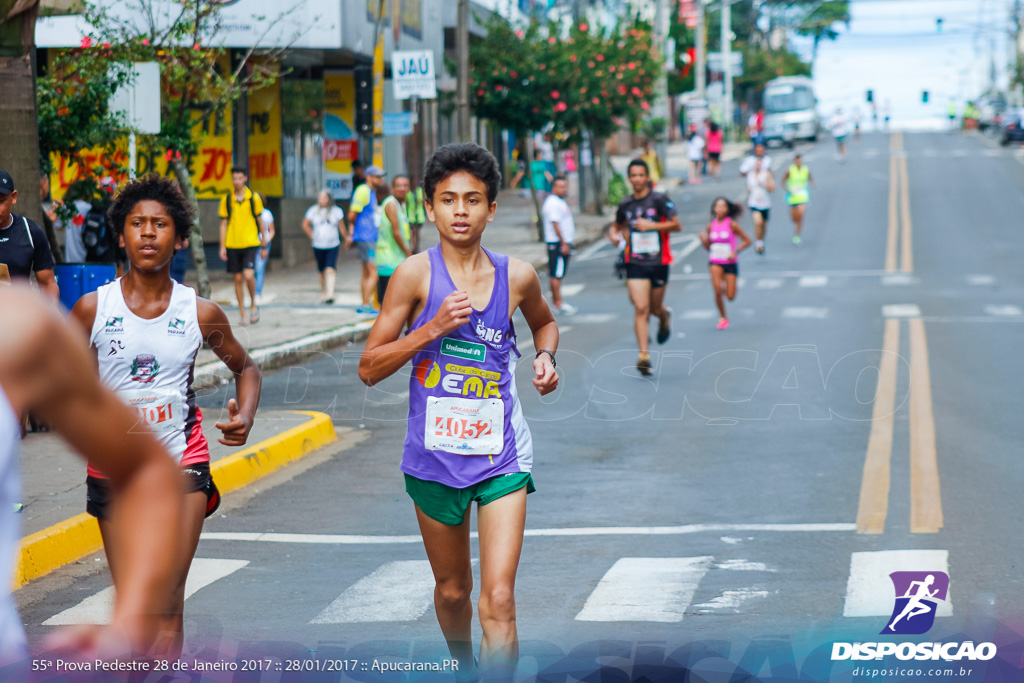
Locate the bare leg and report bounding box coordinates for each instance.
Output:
[550,277,563,308]
[753,212,766,243]
[233,273,247,323]
[710,265,726,318]
[725,273,737,301]
[243,269,257,318]
[626,279,653,354]
[99,489,208,660]
[360,262,378,307]
[415,504,476,676]
[318,271,326,301]
[649,284,668,320]
[324,268,337,301]
[476,487,527,680]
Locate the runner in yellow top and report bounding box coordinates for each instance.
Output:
[782,153,814,245]
[218,167,267,324]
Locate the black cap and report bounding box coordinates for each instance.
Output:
[0,170,13,196]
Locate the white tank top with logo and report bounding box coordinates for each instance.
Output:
[0,386,27,665]
[88,279,207,474]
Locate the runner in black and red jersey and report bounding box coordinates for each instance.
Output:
[607,159,682,376]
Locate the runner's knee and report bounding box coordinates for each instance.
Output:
[478,585,516,624]
[435,576,473,608]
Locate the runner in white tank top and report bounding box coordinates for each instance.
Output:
[71,175,263,659]
[1,286,184,665]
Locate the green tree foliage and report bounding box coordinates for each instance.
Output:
[38,0,285,297]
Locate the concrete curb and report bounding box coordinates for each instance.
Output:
[194,322,376,391]
[14,411,338,589]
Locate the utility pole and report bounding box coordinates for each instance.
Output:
[456,0,471,141]
[721,0,734,139]
[654,0,669,164]
[695,0,706,99]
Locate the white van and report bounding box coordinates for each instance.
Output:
[762,76,818,147]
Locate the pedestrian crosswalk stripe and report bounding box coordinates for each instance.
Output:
[682,309,716,320]
[881,274,918,286]
[42,558,249,626]
[984,304,1023,317]
[966,274,995,285]
[843,550,951,618]
[575,556,713,623]
[568,313,616,324]
[883,304,921,318]
[798,276,828,288]
[755,278,783,289]
[781,307,829,319]
[310,560,450,624]
[694,589,770,612]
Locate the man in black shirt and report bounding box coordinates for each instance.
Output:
[608,159,681,376]
[0,169,59,298]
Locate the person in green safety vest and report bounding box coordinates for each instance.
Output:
[782,153,814,245]
[948,98,957,132]
[404,173,427,253]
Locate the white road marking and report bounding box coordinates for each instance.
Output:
[781,307,829,319]
[560,283,585,297]
[674,238,703,262]
[694,589,770,612]
[310,560,454,623]
[575,556,713,622]
[568,313,616,324]
[575,240,612,262]
[674,268,887,282]
[921,317,1024,324]
[882,304,922,318]
[798,275,828,288]
[966,274,996,286]
[984,304,1023,317]
[881,274,918,286]
[755,278,783,289]
[844,550,951,618]
[682,309,717,320]
[43,559,249,626]
[201,523,855,546]
[716,560,771,571]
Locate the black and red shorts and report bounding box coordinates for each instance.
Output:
[86,460,221,520]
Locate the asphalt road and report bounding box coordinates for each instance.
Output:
[16,131,1024,681]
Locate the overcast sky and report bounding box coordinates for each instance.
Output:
[808,0,1014,125]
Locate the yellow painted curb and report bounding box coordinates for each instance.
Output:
[14,411,337,589]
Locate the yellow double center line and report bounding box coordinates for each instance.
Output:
[856,133,942,535]
[885,132,913,273]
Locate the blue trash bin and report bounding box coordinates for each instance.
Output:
[54,263,117,312]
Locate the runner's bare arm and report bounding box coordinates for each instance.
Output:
[509,258,558,396]
[635,214,681,232]
[302,217,313,240]
[198,299,262,446]
[0,287,183,658]
[359,255,471,386]
[731,221,753,253]
[69,290,99,339]
[385,200,412,258]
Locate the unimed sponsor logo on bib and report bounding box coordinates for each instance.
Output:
[440,337,486,362]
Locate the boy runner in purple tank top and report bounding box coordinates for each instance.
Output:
[359,144,559,680]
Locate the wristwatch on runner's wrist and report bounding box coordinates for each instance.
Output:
[535,349,556,367]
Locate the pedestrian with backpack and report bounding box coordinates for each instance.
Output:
[218,167,268,325]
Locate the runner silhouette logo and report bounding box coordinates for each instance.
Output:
[883,571,949,635]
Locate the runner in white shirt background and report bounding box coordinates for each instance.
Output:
[829,107,849,162]
[740,144,775,255]
[686,129,705,185]
[541,175,577,315]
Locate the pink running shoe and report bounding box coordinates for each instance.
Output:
[717,318,730,330]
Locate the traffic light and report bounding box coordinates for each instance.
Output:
[936,17,943,33]
[922,91,929,104]
[355,65,373,135]
[866,89,874,103]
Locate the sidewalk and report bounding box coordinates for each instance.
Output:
[15,188,611,586]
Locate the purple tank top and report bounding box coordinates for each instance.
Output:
[402,245,534,488]
[708,216,738,264]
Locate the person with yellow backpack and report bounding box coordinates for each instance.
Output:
[782,153,814,245]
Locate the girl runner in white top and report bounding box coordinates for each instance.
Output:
[71,174,263,659]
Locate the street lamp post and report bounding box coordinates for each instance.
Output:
[722,0,734,139]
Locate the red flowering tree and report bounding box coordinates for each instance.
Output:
[471,15,660,212]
